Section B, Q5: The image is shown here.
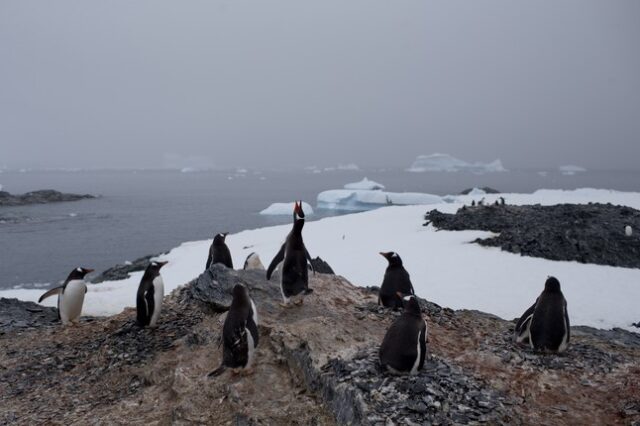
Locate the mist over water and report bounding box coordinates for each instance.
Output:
[1,168,639,290]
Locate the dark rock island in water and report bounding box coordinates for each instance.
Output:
[0,189,95,207]
[1,266,639,424]
[426,203,640,269]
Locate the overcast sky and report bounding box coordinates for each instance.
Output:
[1,1,639,171]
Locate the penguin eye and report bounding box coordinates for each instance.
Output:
[151,262,157,267]
[76,267,82,272]
[391,253,398,258]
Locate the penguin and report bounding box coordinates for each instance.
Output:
[625,225,633,237]
[379,294,427,375]
[209,284,259,376]
[378,252,415,309]
[136,261,168,328]
[266,201,315,306]
[206,233,233,270]
[514,276,570,352]
[38,267,94,325]
[243,252,265,270]
[499,196,506,206]
[471,200,476,207]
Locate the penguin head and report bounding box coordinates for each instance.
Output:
[68,267,95,281]
[544,276,561,293]
[293,201,305,221]
[148,260,168,273]
[214,233,228,244]
[379,251,402,266]
[397,293,422,316]
[231,284,251,307]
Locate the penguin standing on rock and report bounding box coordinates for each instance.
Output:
[378,252,415,309]
[209,284,259,376]
[38,267,94,325]
[514,276,570,352]
[206,233,233,270]
[266,201,315,306]
[379,295,427,375]
[136,261,168,328]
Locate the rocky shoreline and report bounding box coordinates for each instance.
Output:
[2,266,639,425]
[0,189,96,207]
[425,203,640,269]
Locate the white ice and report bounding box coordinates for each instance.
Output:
[408,153,507,173]
[559,165,587,176]
[260,201,314,216]
[3,188,640,332]
[343,177,385,191]
[317,189,443,211]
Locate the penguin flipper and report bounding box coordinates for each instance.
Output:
[266,244,285,280]
[515,301,537,343]
[305,248,315,275]
[38,286,63,303]
[208,365,226,377]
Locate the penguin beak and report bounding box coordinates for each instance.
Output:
[157,261,169,268]
[84,268,95,273]
[379,252,389,259]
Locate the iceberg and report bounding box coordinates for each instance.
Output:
[343,177,385,191]
[408,153,507,173]
[317,189,442,211]
[559,165,587,176]
[260,201,314,216]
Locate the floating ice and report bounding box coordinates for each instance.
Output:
[408,153,507,173]
[317,189,442,211]
[559,165,587,176]
[343,178,385,191]
[260,201,314,216]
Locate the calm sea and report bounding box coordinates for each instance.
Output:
[1,168,639,290]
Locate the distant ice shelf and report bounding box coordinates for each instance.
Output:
[260,201,314,216]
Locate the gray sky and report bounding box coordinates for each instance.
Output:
[1,1,639,171]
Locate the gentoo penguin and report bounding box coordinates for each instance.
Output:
[206,233,233,270]
[378,252,415,309]
[38,267,94,325]
[243,252,265,270]
[626,225,633,237]
[379,295,427,375]
[209,284,259,376]
[136,261,168,328]
[471,200,476,207]
[266,201,315,305]
[514,276,570,352]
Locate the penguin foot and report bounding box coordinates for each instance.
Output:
[279,302,291,308]
[294,298,304,306]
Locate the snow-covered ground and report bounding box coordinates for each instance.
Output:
[408,153,507,173]
[3,188,640,331]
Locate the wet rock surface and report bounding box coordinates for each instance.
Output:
[2,268,639,425]
[426,203,640,268]
[0,189,96,207]
[91,253,164,283]
[0,298,59,334]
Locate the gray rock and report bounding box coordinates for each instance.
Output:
[0,190,96,207]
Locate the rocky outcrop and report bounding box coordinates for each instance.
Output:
[91,253,164,283]
[426,203,640,268]
[0,190,96,207]
[1,267,639,425]
[0,298,59,334]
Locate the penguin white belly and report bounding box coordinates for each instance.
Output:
[60,280,86,324]
[558,306,569,352]
[245,327,256,368]
[149,276,164,327]
[250,299,259,326]
[410,329,423,375]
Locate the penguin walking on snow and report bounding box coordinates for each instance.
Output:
[266,201,315,306]
[378,252,415,309]
[38,267,94,325]
[514,276,570,352]
[209,284,259,376]
[136,261,168,328]
[379,295,427,374]
[206,233,233,270]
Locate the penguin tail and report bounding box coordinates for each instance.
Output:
[208,365,226,378]
[304,288,314,295]
[38,286,63,303]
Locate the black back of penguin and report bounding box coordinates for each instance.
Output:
[379,295,427,374]
[220,285,259,369]
[529,276,570,352]
[378,252,415,309]
[266,201,314,299]
[136,261,166,327]
[206,233,233,270]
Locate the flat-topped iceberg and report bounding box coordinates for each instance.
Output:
[260,201,314,216]
[559,165,587,176]
[343,177,385,191]
[317,189,442,211]
[408,153,507,173]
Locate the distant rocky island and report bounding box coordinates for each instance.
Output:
[0,190,96,207]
